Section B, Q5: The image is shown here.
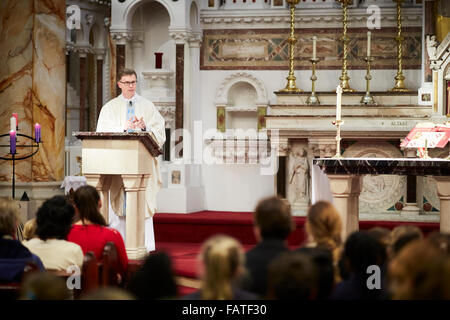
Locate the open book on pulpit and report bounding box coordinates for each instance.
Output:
[400,122,450,158]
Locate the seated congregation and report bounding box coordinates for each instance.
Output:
[1,192,450,300]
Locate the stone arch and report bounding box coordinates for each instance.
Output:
[215,72,268,106]
[89,23,107,50]
[124,0,175,30]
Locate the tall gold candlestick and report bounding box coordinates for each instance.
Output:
[306,58,322,105]
[361,56,376,105]
[279,0,302,93]
[337,0,355,93]
[389,0,411,92]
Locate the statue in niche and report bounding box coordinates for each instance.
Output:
[289,148,310,203]
[426,35,438,61]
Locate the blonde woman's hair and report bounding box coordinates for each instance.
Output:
[0,197,19,237]
[23,218,38,241]
[200,235,245,300]
[305,201,342,260]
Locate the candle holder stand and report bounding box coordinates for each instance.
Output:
[332,119,344,159]
[0,132,42,199]
[361,56,376,105]
[306,57,323,105]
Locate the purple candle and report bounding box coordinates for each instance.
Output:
[35,123,41,143]
[10,130,16,155]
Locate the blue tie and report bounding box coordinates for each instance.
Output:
[126,100,135,133]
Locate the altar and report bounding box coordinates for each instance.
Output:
[313,158,450,239]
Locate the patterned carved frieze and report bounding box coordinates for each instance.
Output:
[201,27,421,70]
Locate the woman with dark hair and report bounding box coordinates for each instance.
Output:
[23,196,83,271]
[67,185,128,276]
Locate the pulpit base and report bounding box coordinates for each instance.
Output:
[126,246,148,260]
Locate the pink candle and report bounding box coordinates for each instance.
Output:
[10,130,16,155]
[12,113,18,130]
[35,123,41,143]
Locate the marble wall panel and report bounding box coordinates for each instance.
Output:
[0,0,34,182]
[32,0,65,182]
[0,0,65,184]
[201,27,422,70]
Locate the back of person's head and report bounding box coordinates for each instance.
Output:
[392,232,423,257]
[36,195,75,240]
[297,247,334,300]
[73,185,107,226]
[81,287,135,300]
[366,227,389,266]
[389,225,423,257]
[254,196,294,241]
[0,197,19,237]
[342,231,384,275]
[267,251,317,300]
[427,231,450,255]
[200,234,245,300]
[127,251,177,300]
[20,271,71,300]
[367,227,391,248]
[389,239,450,300]
[306,201,342,256]
[23,218,37,241]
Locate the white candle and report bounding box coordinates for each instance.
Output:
[313,36,317,60]
[367,31,371,57]
[10,116,16,132]
[336,84,342,121]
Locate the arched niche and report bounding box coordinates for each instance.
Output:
[215,72,268,132]
[190,0,200,31]
[227,81,258,130]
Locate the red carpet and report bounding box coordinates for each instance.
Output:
[152,211,440,282]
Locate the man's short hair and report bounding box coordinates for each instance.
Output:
[117,68,137,81]
[254,196,294,240]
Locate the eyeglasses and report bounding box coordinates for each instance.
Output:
[120,81,137,86]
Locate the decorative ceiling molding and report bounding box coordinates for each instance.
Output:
[201,8,422,29]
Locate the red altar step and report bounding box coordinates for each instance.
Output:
[151,211,440,293]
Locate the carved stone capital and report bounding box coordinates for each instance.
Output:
[308,138,336,158]
[110,31,133,44]
[169,30,191,44]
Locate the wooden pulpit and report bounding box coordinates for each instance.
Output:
[74,132,162,259]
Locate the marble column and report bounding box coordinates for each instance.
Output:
[0,0,66,203]
[111,31,132,96]
[424,0,435,83]
[435,177,450,233]
[96,57,104,121]
[175,43,184,132]
[328,174,362,241]
[79,54,87,131]
[116,44,125,94]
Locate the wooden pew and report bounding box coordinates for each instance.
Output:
[101,242,120,287]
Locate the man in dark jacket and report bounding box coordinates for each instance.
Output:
[243,196,295,297]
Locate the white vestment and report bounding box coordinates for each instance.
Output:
[96,93,165,252]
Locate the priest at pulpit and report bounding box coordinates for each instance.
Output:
[96,68,166,252]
